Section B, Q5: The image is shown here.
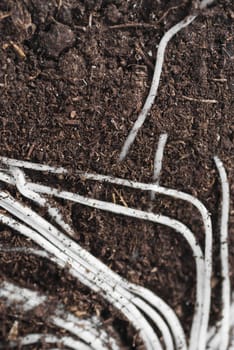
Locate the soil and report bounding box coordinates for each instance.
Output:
[0,0,233,349]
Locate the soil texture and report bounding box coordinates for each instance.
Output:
[0,0,233,349]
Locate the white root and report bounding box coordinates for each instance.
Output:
[53,312,121,350]
[0,204,162,350]
[129,285,187,350]
[207,293,234,349]
[0,245,51,258]
[0,217,128,350]
[10,166,75,237]
[23,181,204,349]
[0,281,46,311]
[1,244,186,350]
[0,166,205,349]
[151,133,168,200]
[117,0,216,161]
[119,15,196,161]
[0,158,216,349]
[51,316,115,350]
[0,1,220,348]
[0,157,66,174]
[25,173,212,350]
[0,190,194,348]
[213,156,230,350]
[0,160,211,349]
[8,333,92,350]
[0,281,120,350]
[0,176,173,349]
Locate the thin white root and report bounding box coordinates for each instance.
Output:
[213,156,230,350]
[53,312,120,350]
[207,293,234,349]
[51,316,115,350]
[0,281,46,311]
[1,243,186,350]
[0,159,212,349]
[24,181,204,348]
[0,193,192,349]
[0,208,162,350]
[119,15,196,161]
[0,157,66,174]
[0,278,120,350]
[0,245,50,258]
[26,173,212,350]
[0,2,219,348]
[8,333,92,350]
[151,133,168,200]
[10,166,75,237]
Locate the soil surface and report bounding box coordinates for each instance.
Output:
[0,0,233,349]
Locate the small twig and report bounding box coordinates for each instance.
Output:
[181,95,218,104]
[109,22,160,30]
[7,320,19,341]
[113,188,128,207]
[64,119,80,126]
[26,144,35,159]
[112,192,116,204]
[135,45,155,71]
[88,13,93,27]
[212,78,227,82]
[0,11,11,21]
[57,0,63,10]
[222,47,234,60]
[157,6,180,24]
[9,41,26,60]
[109,6,180,31]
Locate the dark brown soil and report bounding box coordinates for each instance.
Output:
[0,0,233,349]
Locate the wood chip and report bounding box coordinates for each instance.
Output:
[7,321,19,341]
